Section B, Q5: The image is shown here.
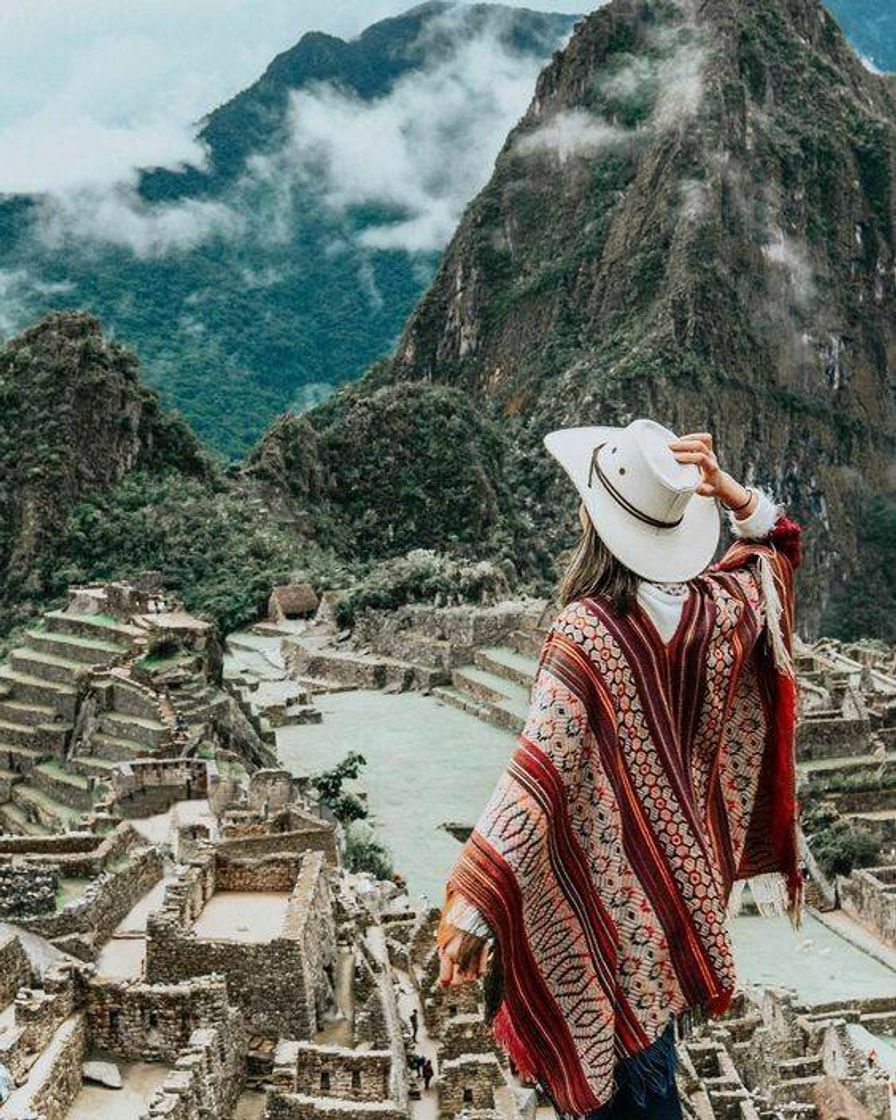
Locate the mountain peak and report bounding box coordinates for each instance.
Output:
[183,2,579,185]
[374,0,895,627]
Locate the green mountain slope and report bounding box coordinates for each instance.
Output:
[0,313,323,636]
[0,4,577,458]
[295,0,896,636]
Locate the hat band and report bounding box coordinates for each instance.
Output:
[588,445,685,530]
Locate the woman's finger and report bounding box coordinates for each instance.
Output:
[455,931,486,972]
[438,947,456,987]
[672,450,716,469]
[669,439,711,454]
[677,432,713,446]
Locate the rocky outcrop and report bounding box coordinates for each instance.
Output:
[373,0,896,631]
[0,312,209,611]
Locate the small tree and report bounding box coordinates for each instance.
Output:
[310,751,368,823]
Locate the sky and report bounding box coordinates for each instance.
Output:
[0,0,585,194]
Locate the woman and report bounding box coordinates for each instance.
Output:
[435,420,803,1120]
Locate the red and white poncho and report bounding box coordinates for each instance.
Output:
[437,517,803,1116]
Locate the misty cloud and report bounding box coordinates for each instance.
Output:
[260,8,568,253]
[516,109,627,162]
[33,185,246,259]
[762,231,816,308]
[2,3,582,261]
[600,38,705,129]
[516,33,705,166]
[0,269,73,335]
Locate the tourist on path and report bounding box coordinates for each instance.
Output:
[409,1008,418,1041]
[422,1058,434,1090]
[436,422,803,1120]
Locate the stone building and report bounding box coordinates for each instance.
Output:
[145,847,337,1038]
[839,865,896,945]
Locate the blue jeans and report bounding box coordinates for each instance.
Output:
[584,1023,682,1120]
[597,1081,683,1119]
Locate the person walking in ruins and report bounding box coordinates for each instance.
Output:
[436,421,803,1120]
[422,1057,434,1090]
[410,1007,419,1042]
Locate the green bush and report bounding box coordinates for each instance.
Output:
[806,816,879,879]
[332,549,512,629]
[344,826,395,880]
[310,752,369,824]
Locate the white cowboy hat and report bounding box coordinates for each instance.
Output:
[544,418,720,583]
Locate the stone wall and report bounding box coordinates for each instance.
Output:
[840,866,896,945]
[13,1012,88,1120]
[273,1040,392,1101]
[796,717,871,760]
[216,823,339,865]
[17,845,163,947]
[440,1014,496,1061]
[0,822,140,878]
[112,757,212,818]
[146,850,337,1039]
[0,829,100,856]
[11,962,83,1059]
[423,955,480,1039]
[0,961,86,1097]
[0,934,31,1007]
[291,851,338,1035]
[0,864,57,918]
[438,1054,503,1118]
[86,976,231,1062]
[265,1095,406,1120]
[216,851,305,891]
[217,804,339,866]
[248,769,296,812]
[677,987,893,1119]
[353,602,535,671]
[138,1009,246,1120]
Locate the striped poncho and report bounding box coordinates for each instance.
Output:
[437,519,803,1116]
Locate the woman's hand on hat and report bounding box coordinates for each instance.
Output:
[669,433,758,517]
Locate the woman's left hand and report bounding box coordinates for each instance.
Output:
[438,929,490,987]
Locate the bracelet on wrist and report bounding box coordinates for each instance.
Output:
[722,487,753,513]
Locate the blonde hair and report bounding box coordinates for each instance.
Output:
[558,518,640,616]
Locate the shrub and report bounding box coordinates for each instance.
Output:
[331,549,512,629]
[344,826,394,880]
[806,816,879,879]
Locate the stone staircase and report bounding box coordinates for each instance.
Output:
[798,751,896,783]
[75,677,170,765]
[0,611,147,832]
[169,676,230,735]
[432,644,541,733]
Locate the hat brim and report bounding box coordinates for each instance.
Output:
[544,426,721,583]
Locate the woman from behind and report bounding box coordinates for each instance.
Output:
[436,419,803,1120]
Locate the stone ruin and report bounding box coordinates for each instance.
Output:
[2,579,896,1118]
[0,578,276,842]
[678,986,893,1119]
